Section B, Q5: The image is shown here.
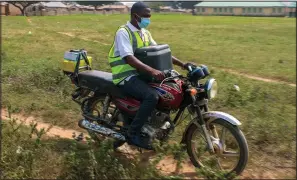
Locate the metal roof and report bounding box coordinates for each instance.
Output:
[97,5,128,10]
[287,1,296,7]
[194,2,292,7]
[119,2,136,8]
[40,2,67,8]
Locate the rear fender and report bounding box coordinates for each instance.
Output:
[180,111,241,144]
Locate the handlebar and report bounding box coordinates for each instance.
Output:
[158,64,209,86]
[187,65,193,72]
[154,67,196,87]
[163,69,171,78]
[158,70,184,87]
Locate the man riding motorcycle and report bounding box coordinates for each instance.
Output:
[108,2,195,149]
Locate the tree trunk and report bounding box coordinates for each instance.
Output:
[5,4,9,16]
[23,6,29,16]
[9,2,38,16]
[9,3,25,16]
[20,9,25,16]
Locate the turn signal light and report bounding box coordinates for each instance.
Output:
[190,88,197,96]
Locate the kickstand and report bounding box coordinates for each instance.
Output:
[137,147,143,153]
[73,132,84,142]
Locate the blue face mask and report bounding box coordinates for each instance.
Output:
[136,15,150,28]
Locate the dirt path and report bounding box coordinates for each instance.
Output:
[2,109,295,179]
[57,32,110,46]
[217,68,296,87]
[25,16,296,88]
[18,17,295,178]
[60,31,296,88]
[1,109,86,139]
[55,30,296,88]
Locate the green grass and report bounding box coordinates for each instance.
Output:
[3,14,295,81]
[1,119,163,179]
[2,14,296,178]
[2,14,295,124]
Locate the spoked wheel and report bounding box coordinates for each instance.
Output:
[186,119,248,176]
[83,96,108,142]
[83,95,126,149]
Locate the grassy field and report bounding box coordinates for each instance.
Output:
[2,14,296,179]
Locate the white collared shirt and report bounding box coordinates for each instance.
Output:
[114,21,157,59]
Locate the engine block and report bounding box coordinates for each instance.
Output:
[147,110,169,128]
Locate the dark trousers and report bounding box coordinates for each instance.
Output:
[118,76,159,135]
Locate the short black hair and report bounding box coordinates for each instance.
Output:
[130,2,149,15]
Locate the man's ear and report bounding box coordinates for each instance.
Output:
[134,13,141,22]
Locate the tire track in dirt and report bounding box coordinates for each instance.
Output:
[1,109,85,139]
[2,109,295,179]
[20,17,295,179]
[26,17,295,88]
[57,32,110,46]
[0,109,200,178]
[217,68,296,87]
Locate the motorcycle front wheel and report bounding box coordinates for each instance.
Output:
[186,118,248,176]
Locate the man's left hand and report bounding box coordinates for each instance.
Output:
[183,62,197,70]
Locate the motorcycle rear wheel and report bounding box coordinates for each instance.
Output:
[83,95,126,149]
[186,119,248,176]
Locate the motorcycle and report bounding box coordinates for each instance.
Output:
[63,49,248,175]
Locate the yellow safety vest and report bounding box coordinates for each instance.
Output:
[108,25,153,85]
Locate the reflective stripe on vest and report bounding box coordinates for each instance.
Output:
[108,25,152,84]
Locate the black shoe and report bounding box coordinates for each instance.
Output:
[113,140,126,150]
[126,133,153,150]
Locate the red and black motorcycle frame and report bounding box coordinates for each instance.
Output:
[112,78,184,116]
[69,67,215,153]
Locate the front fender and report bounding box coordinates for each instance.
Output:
[204,111,242,126]
[180,111,241,144]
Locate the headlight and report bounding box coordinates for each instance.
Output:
[205,78,218,99]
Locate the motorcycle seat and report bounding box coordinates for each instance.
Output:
[77,70,126,98]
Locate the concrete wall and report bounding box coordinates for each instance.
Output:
[195,6,288,17]
[1,4,20,15]
[1,5,6,15]
[2,4,23,15]
[158,11,190,15]
[25,9,125,16]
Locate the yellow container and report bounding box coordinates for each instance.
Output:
[61,56,92,73]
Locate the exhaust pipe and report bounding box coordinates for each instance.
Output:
[78,119,126,141]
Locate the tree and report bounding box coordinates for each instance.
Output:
[76,1,115,9]
[181,1,202,9]
[171,1,202,10]
[8,1,40,16]
[144,2,166,12]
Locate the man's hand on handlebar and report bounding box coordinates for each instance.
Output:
[150,69,165,81]
[183,62,197,71]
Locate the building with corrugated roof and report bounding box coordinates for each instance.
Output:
[159,6,173,12]
[26,2,69,16]
[1,2,22,15]
[96,5,129,13]
[194,2,296,17]
[26,2,68,12]
[114,1,136,10]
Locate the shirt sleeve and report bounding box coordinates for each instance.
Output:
[150,37,157,46]
[146,30,157,46]
[115,28,133,59]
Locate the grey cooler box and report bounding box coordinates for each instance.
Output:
[134,44,173,81]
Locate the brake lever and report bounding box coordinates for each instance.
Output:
[159,75,183,87]
[188,65,193,72]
